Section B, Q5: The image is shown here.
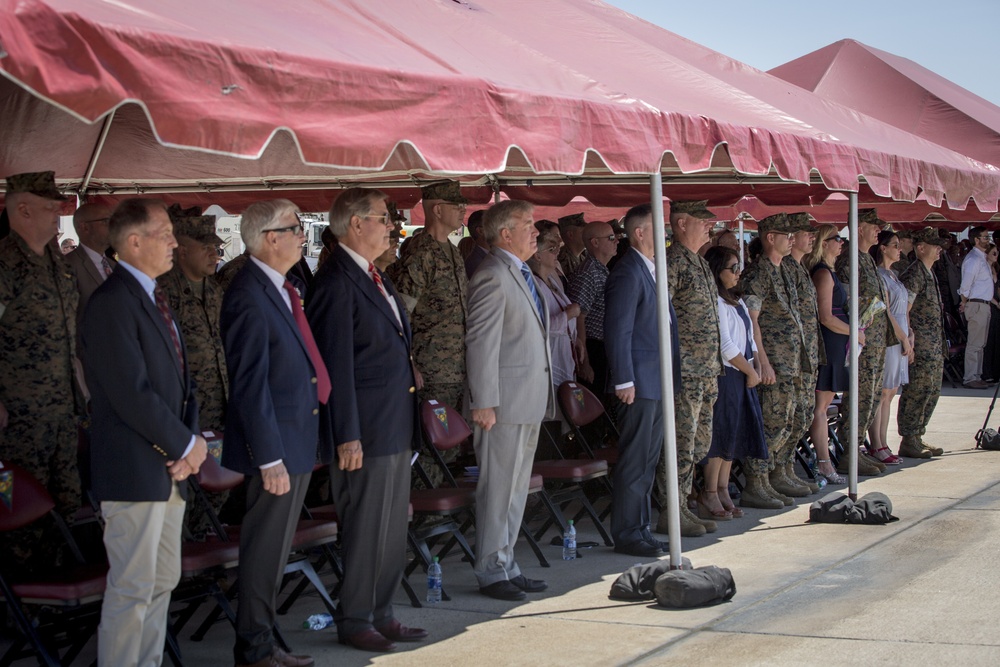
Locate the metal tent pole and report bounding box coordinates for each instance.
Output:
[848,192,859,500]
[650,173,683,568]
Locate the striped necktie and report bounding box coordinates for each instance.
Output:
[153,286,185,374]
[368,262,387,297]
[520,264,545,321]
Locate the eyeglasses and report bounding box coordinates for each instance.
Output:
[437,202,468,212]
[826,237,846,243]
[538,244,560,255]
[603,234,618,242]
[885,242,900,249]
[724,263,741,274]
[360,213,393,225]
[262,223,304,235]
[84,217,110,225]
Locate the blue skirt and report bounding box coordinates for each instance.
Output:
[704,366,769,463]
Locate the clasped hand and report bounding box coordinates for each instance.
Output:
[166,435,208,482]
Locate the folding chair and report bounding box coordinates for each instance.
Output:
[0,461,108,667]
[943,312,966,388]
[557,381,620,470]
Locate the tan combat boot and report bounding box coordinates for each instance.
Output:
[918,437,944,457]
[761,474,794,506]
[838,450,881,475]
[769,469,810,498]
[658,507,707,537]
[783,462,818,494]
[739,474,784,510]
[682,506,717,533]
[861,449,887,472]
[898,436,931,459]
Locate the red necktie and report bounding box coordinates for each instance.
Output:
[153,286,185,375]
[100,256,113,278]
[282,280,331,404]
[368,262,386,297]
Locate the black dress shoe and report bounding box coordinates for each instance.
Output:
[375,619,428,642]
[641,530,669,552]
[337,628,397,652]
[479,580,527,601]
[613,541,664,558]
[509,574,548,593]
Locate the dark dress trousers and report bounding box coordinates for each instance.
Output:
[221,259,331,665]
[307,244,417,637]
[603,248,680,547]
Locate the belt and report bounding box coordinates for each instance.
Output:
[968,298,989,304]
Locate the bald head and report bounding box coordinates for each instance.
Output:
[582,222,617,265]
[73,203,113,253]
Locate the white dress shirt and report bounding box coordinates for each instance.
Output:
[717,296,757,369]
[340,243,402,327]
[959,246,994,301]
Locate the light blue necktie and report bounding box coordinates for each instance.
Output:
[520,264,545,321]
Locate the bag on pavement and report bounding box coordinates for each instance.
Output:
[653,566,736,608]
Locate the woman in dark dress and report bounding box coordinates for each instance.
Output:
[804,224,858,484]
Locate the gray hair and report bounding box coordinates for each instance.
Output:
[241,199,300,253]
[483,200,534,245]
[328,188,388,239]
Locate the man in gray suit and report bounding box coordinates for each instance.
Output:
[64,202,115,318]
[466,200,555,602]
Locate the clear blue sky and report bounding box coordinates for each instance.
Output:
[605,0,1000,107]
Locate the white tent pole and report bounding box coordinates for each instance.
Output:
[848,192,859,500]
[79,109,116,198]
[650,173,683,568]
[738,214,746,270]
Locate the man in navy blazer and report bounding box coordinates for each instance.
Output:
[604,203,681,558]
[307,188,424,653]
[81,198,208,667]
[221,199,330,667]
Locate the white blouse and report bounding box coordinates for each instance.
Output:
[717,296,757,369]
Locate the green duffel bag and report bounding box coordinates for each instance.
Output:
[653,565,736,608]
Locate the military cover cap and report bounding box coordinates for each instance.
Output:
[757,213,795,235]
[894,228,912,239]
[421,180,467,204]
[558,212,586,229]
[386,201,407,223]
[167,203,222,244]
[5,171,69,201]
[786,212,815,232]
[669,200,715,219]
[912,227,946,246]
[859,208,885,227]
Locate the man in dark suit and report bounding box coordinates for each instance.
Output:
[64,202,115,317]
[604,203,681,558]
[80,198,208,667]
[307,188,425,653]
[466,200,555,601]
[221,199,330,667]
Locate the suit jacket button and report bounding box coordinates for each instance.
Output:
[311,377,318,384]
[312,408,319,415]
[409,386,415,393]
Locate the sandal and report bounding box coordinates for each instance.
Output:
[697,492,732,521]
[871,445,903,465]
[816,459,847,484]
[717,488,744,518]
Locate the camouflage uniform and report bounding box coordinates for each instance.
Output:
[741,255,809,472]
[658,242,723,503]
[558,247,587,280]
[0,230,83,570]
[215,252,249,292]
[835,246,893,448]
[784,255,825,439]
[898,259,945,437]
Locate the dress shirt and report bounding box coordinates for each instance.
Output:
[718,296,757,369]
[82,243,109,279]
[117,259,196,459]
[959,246,994,301]
[339,243,402,327]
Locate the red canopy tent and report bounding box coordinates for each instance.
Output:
[1,0,999,213]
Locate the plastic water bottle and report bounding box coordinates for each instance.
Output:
[426,556,442,604]
[562,520,577,560]
[808,459,828,490]
[302,613,334,630]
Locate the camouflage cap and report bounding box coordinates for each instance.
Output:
[912,227,946,246]
[558,212,586,229]
[757,213,795,235]
[5,171,69,201]
[173,215,223,245]
[386,201,407,223]
[859,208,885,227]
[786,212,815,233]
[669,200,715,220]
[894,228,913,239]
[421,180,467,204]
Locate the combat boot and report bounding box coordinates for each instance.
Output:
[659,508,706,537]
[782,462,818,494]
[918,437,944,456]
[898,436,931,459]
[837,450,881,475]
[769,469,810,497]
[761,474,794,506]
[682,506,717,533]
[861,450,887,472]
[739,474,784,510]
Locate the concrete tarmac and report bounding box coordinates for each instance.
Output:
[19,390,1000,666]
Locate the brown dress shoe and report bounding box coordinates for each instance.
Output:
[271,648,314,667]
[338,628,397,652]
[375,619,428,642]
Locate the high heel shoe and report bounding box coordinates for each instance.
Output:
[717,488,744,518]
[816,459,847,484]
[697,492,732,521]
[870,445,902,465]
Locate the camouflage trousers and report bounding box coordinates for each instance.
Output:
[415,382,465,489]
[186,409,228,540]
[897,352,944,437]
[655,376,717,504]
[836,340,886,449]
[0,414,81,573]
[745,375,810,475]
